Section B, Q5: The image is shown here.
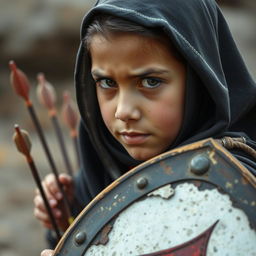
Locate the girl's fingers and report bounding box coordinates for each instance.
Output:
[41,249,54,256]
[34,205,63,230]
[34,173,74,203]
[58,174,74,200]
[34,196,62,218]
[34,207,51,223]
[34,173,74,231]
[34,174,61,201]
[34,194,57,211]
[44,174,63,200]
[58,173,73,184]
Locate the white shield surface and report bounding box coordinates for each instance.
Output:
[85,183,256,256]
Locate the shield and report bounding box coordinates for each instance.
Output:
[54,138,256,255]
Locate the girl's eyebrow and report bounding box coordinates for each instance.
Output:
[130,68,170,77]
[91,69,107,78]
[91,68,170,78]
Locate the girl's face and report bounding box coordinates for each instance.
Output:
[90,32,186,161]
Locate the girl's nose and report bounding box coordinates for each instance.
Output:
[114,92,140,122]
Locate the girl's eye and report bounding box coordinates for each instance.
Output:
[96,79,117,89]
[141,78,162,88]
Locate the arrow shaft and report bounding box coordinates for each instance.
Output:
[72,134,80,169]
[27,104,73,221]
[51,115,74,177]
[28,159,62,240]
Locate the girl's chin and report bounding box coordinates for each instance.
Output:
[127,149,158,161]
[125,144,171,161]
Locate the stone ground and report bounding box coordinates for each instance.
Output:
[0,6,255,256]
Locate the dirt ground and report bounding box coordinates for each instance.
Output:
[0,6,255,256]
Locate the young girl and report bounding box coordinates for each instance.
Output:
[37,0,256,254]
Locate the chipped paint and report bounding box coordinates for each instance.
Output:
[225,182,233,189]
[117,196,126,203]
[92,224,113,246]
[243,200,249,205]
[241,177,249,185]
[160,161,173,175]
[208,150,217,165]
[147,184,175,199]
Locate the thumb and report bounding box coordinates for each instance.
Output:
[41,249,54,256]
[58,173,73,185]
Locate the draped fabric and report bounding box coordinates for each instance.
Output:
[74,0,256,207]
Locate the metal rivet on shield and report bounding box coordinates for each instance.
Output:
[75,231,86,245]
[136,177,148,189]
[190,154,210,175]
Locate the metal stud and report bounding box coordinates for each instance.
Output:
[136,177,148,189]
[190,154,210,175]
[75,231,86,245]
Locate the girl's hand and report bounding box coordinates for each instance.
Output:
[41,249,54,256]
[34,173,74,231]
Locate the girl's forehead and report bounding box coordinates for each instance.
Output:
[90,32,186,87]
[90,32,182,63]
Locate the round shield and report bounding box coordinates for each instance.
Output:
[54,138,256,256]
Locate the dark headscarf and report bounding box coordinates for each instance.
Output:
[74,0,256,200]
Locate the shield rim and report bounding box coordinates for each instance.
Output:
[54,138,256,256]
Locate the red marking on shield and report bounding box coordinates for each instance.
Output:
[140,220,218,256]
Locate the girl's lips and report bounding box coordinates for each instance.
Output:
[119,132,150,145]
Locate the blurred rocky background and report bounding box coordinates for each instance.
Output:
[0,1,94,256]
[0,0,255,255]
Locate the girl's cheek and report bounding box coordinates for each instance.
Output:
[100,104,114,129]
[97,92,112,127]
[152,103,183,134]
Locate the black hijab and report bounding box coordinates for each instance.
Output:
[74,0,256,200]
